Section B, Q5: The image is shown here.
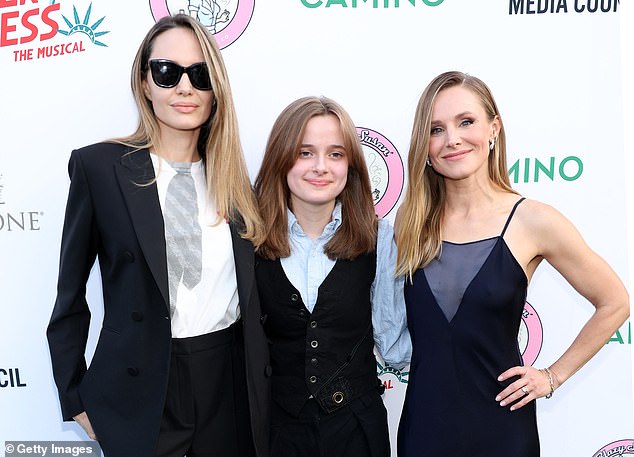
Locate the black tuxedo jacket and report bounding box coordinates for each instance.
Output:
[47,142,270,457]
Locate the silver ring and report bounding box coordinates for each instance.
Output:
[521,386,529,395]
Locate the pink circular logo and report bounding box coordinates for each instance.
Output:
[356,127,404,218]
[593,440,634,457]
[518,301,543,366]
[149,0,255,49]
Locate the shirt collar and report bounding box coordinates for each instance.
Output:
[287,201,343,238]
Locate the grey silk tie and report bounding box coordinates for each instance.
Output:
[164,161,203,316]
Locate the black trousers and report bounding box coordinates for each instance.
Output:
[270,389,390,457]
[155,321,255,457]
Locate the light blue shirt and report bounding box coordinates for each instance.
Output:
[281,202,411,368]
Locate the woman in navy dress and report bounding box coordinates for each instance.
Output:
[394,71,629,456]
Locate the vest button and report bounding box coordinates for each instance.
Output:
[310,358,318,365]
[310,321,317,328]
[290,293,299,302]
[310,340,318,348]
[309,376,317,383]
[131,311,143,322]
[127,367,139,377]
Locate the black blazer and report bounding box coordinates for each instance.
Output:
[46,142,270,457]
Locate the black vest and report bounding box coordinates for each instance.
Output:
[256,252,378,417]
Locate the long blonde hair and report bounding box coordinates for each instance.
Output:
[255,96,377,260]
[395,71,516,278]
[115,14,262,243]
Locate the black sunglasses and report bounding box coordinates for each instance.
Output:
[148,59,213,91]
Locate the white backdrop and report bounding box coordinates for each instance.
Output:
[1,1,632,456]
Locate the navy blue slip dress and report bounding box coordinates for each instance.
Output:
[397,198,540,457]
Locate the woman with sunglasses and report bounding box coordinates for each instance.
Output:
[47,14,269,457]
[254,96,411,457]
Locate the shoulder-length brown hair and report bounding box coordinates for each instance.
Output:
[395,71,517,279]
[114,14,262,243]
[255,96,377,261]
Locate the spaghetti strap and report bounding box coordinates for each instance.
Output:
[500,197,526,237]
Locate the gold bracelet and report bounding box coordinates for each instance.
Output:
[540,367,555,399]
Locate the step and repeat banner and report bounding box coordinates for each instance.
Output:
[1,1,632,456]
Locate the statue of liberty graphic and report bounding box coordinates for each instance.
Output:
[186,0,233,34]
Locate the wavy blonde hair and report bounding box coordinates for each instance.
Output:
[115,14,262,243]
[255,96,377,260]
[395,71,516,279]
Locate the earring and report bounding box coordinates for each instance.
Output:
[489,137,495,151]
[426,158,432,167]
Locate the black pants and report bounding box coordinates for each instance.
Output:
[270,389,390,457]
[155,322,255,457]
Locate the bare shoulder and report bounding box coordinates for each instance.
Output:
[514,198,573,232]
[513,198,586,257]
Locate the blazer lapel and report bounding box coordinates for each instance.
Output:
[230,221,254,316]
[115,148,170,309]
